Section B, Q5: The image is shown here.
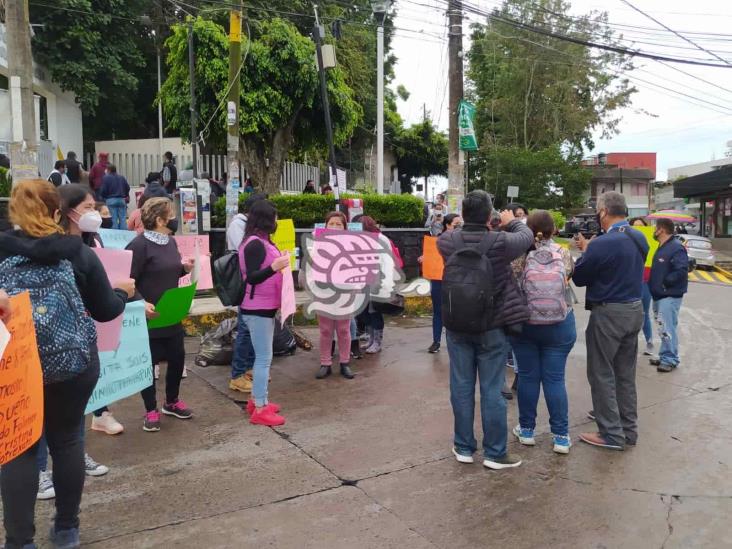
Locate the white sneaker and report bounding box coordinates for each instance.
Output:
[643,342,655,356]
[452,447,474,464]
[37,470,55,500]
[91,411,124,435]
[85,454,109,477]
[512,424,536,446]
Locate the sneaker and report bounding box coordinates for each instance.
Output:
[428,342,440,354]
[579,432,624,451]
[483,453,522,470]
[452,447,474,464]
[649,357,661,366]
[229,375,253,393]
[49,525,80,549]
[143,410,161,432]
[250,406,286,426]
[657,363,674,373]
[512,425,536,446]
[91,412,124,435]
[162,399,193,419]
[643,342,655,356]
[587,410,596,421]
[552,434,571,454]
[246,400,281,416]
[37,470,55,500]
[84,454,109,477]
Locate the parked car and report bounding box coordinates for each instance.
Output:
[675,234,715,268]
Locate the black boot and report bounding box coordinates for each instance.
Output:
[350,339,363,359]
[316,365,332,379]
[340,363,355,379]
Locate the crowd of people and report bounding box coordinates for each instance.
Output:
[0,172,690,547]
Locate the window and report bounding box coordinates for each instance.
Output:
[631,182,648,197]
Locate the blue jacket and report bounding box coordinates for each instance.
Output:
[100,173,130,200]
[649,237,688,300]
[573,222,648,304]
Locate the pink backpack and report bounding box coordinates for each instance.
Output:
[521,242,568,325]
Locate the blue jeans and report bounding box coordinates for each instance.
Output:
[654,297,682,367]
[431,280,443,344]
[105,197,127,230]
[641,282,653,344]
[350,318,357,340]
[241,315,275,407]
[446,328,508,459]
[231,309,255,379]
[510,311,577,437]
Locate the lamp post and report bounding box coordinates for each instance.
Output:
[371,0,391,194]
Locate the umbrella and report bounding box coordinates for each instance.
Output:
[646,210,697,223]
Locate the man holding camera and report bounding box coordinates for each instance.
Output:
[573,191,648,451]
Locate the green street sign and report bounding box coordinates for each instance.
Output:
[458,100,478,152]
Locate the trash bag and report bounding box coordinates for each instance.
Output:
[194,317,238,367]
[273,321,297,357]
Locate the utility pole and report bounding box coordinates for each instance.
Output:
[312,6,340,201]
[447,0,464,213]
[372,1,390,194]
[188,19,198,178]
[225,3,242,227]
[6,0,39,182]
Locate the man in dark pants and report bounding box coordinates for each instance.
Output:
[573,191,648,451]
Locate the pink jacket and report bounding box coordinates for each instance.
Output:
[239,235,283,310]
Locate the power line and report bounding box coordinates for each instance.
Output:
[619,0,732,67]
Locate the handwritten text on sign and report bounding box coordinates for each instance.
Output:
[85,301,153,414]
[0,293,44,465]
[175,235,213,289]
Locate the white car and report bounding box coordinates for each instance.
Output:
[676,234,716,268]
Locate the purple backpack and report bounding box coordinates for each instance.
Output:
[521,242,568,325]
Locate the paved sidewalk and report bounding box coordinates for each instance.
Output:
[4,283,731,548]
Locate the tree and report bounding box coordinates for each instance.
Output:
[467,0,636,207]
[393,120,448,194]
[160,17,360,194]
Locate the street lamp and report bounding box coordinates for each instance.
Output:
[371,0,391,194]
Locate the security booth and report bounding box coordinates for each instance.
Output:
[674,165,732,250]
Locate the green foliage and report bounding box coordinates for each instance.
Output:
[212,193,424,228]
[392,120,449,193]
[469,145,591,210]
[533,209,567,231]
[0,167,11,197]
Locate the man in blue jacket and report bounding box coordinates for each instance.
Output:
[648,218,688,373]
[573,191,648,451]
[100,164,131,230]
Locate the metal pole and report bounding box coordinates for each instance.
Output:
[312,9,340,201]
[376,22,385,194]
[157,45,164,167]
[225,5,242,227]
[447,0,464,213]
[188,20,198,178]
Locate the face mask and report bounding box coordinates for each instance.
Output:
[77,210,102,233]
[520,217,528,225]
[101,217,113,229]
[166,218,179,234]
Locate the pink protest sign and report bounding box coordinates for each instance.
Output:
[92,248,133,352]
[174,235,213,290]
[280,263,296,326]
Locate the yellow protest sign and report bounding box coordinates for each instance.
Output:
[0,292,44,465]
[635,226,659,268]
[273,219,297,270]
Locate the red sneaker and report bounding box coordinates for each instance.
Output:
[246,400,281,416]
[250,406,286,426]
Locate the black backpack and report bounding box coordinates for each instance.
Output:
[441,231,498,334]
[213,251,246,306]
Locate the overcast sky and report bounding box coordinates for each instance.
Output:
[390,0,732,182]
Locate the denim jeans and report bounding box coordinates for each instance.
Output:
[350,318,357,340]
[446,328,508,459]
[231,309,255,379]
[241,315,275,407]
[510,311,577,437]
[654,297,682,367]
[430,280,443,344]
[105,197,127,230]
[641,282,653,344]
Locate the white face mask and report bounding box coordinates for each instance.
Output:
[520,217,528,225]
[77,210,103,233]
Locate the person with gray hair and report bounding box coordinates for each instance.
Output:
[572,191,649,451]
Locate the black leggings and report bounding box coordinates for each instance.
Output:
[1,353,100,548]
[141,332,186,412]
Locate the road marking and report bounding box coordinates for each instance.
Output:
[688,272,700,282]
[688,269,732,286]
[714,271,732,284]
[698,270,715,283]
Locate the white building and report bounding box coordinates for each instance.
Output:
[0,23,83,176]
[668,154,732,180]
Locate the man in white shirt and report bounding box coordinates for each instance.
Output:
[226,193,265,251]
